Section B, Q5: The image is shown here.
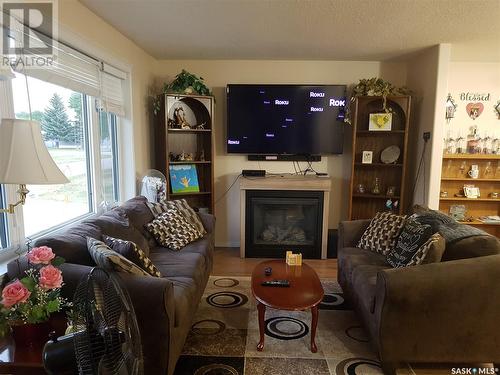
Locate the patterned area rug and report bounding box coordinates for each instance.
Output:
[174,276,384,375]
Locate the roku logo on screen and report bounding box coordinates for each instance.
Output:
[227,139,240,145]
[310,92,325,97]
[275,99,289,105]
[329,98,346,107]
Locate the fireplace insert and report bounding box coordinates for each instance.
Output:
[245,190,324,258]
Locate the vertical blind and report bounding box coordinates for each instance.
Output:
[5,21,127,116]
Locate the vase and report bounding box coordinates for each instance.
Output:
[11,321,52,348]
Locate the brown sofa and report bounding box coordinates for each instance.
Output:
[7,196,214,375]
[337,218,500,374]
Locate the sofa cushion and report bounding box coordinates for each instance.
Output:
[168,276,199,327]
[419,234,446,265]
[386,220,434,267]
[120,196,155,229]
[87,238,151,277]
[147,199,207,235]
[357,212,406,255]
[145,209,203,250]
[34,222,101,266]
[442,235,500,261]
[148,249,206,287]
[92,208,151,256]
[338,247,389,285]
[104,235,161,277]
[351,265,386,314]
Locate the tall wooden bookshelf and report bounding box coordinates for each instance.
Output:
[348,96,411,220]
[154,93,215,214]
[439,154,500,237]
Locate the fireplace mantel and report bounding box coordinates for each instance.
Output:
[240,175,331,259]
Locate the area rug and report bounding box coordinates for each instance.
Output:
[174,276,383,375]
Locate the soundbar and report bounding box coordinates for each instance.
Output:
[248,154,321,162]
[242,169,266,177]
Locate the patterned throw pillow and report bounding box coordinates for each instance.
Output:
[387,233,444,268]
[146,199,207,236]
[103,235,161,277]
[357,212,406,255]
[386,219,434,267]
[87,237,150,277]
[145,209,203,250]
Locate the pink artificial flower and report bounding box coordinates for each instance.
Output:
[39,265,63,290]
[1,280,31,308]
[27,246,55,265]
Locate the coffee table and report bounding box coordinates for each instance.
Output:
[251,259,324,353]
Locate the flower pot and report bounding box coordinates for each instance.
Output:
[11,321,52,348]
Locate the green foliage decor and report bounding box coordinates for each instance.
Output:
[153,69,213,115]
[346,77,411,124]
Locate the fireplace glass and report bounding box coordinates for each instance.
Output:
[245,190,323,258]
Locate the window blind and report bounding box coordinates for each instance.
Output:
[7,22,127,116]
[99,63,127,117]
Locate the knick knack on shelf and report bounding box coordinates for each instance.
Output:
[371,177,381,195]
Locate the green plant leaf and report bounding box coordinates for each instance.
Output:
[46,300,60,313]
[51,256,65,267]
[20,277,36,292]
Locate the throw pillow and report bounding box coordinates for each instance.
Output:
[103,235,161,277]
[145,209,203,251]
[386,219,434,267]
[387,233,444,268]
[87,237,150,277]
[146,199,207,236]
[357,211,406,255]
[420,234,446,265]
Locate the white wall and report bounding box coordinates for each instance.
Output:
[446,62,500,140]
[405,44,451,209]
[155,60,407,246]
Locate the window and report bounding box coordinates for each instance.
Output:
[99,110,120,204]
[12,73,94,237]
[0,186,7,249]
[0,72,121,242]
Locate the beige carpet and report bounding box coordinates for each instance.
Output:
[174,276,383,375]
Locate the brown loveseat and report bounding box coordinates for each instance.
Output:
[7,196,214,375]
[337,218,500,374]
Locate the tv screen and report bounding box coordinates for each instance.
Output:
[226,84,346,155]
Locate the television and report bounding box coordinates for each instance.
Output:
[226,84,346,155]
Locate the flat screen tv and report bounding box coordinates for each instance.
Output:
[226,84,346,155]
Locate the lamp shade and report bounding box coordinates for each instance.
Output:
[0,119,69,184]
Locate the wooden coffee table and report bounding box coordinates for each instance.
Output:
[251,259,324,353]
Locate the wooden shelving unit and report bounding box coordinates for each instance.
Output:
[348,96,411,220]
[154,93,215,214]
[439,154,500,237]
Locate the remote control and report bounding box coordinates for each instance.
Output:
[261,279,290,287]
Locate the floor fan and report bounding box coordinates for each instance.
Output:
[43,268,143,375]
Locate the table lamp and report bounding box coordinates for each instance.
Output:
[0,119,69,214]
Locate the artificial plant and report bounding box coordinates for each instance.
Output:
[153,69,213,115]
[345,77,411,123]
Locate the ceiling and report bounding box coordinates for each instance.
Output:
[79,0,500,62]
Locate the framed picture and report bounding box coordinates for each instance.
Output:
[449,205,466,221]
[169,164,200,194]
[362,151,373,164]
[368,113,392,131]
[463,185,480,198]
